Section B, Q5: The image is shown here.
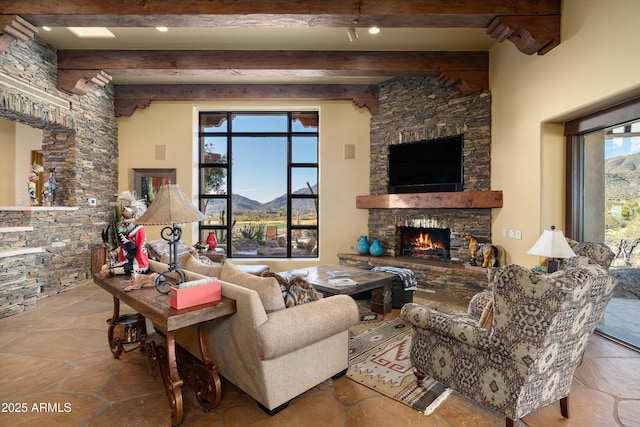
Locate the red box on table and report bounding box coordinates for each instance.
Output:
[169,281,221,310]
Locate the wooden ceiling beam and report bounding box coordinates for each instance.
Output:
[3,0,560,28]
[113,84,380,117]
[57,50,488,76]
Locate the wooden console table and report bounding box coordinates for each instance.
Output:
[94,273,236,426]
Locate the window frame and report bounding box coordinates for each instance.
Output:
[564,96,640,239]
[197,111,319,259]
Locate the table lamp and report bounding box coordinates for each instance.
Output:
[527,225,576,273]
[136,184,205,294]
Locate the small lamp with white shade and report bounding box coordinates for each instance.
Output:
[527,226,576,273]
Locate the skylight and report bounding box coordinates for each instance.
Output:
[66,27,115,38]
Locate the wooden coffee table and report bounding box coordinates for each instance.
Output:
[281,264,395,314]
[94,273,236,426]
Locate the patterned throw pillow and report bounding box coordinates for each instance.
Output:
[261,271,319,308]
[477,298,494,330]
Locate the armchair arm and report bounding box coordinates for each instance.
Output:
[401,303,493,350]
[256,295,358,360]
[468,290,493,320]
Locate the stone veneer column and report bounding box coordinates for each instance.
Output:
[367,77,492,261]
[0,36,118,315]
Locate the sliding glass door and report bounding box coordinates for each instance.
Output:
[566,100,640,350]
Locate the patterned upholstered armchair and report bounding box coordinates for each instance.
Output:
[565,238,615,269]
[400,257,618,427]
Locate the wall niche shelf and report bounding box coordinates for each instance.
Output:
[356,191,503,209]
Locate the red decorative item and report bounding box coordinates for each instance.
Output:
[206,231,217,250]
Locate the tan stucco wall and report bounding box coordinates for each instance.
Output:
[0,119,15,205]
[0,119,43,206]
[118,100,371,271]
[490,0,640,266]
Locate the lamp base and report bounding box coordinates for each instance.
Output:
[154,225,187,294]
[547,259,560,274]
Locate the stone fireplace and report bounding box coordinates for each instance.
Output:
[399,226,450,262]
[365,77,493,264]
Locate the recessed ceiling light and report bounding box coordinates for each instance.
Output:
[369,26,380,35]
[41,26,52,31]
[156,26,168,32]
[66,27,115,38]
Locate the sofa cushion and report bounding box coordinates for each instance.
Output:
[220,261,285,313]
[183,253,223,278]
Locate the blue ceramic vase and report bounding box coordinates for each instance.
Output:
[357,236,370,254]
[369,239,384,256]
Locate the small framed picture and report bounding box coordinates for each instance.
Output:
[131,168,176,206]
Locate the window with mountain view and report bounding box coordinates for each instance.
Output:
[198,111,319,258]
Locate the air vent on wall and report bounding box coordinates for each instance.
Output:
[0,71,71,110]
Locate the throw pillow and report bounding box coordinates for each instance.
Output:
[184,253,223,278]
[477,298,494,330]
[220,261,285,313]
[261,271,319,308]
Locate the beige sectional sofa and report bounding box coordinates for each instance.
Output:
[147,257,359,414]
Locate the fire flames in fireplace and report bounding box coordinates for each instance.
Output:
[400,226,450,262]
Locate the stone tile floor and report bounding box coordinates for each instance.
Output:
[0,281,639,426]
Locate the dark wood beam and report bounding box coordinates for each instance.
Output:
[57,50,488,76]
[2,0,560,29]
[113,84,379,117]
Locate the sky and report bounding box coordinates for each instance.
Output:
[604,121,640,159]
[605,136,640,159]
[206,114,318,203]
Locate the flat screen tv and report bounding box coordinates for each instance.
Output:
[388,134,464,193]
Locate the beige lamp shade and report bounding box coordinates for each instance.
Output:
[527,226,576,259]
[136,184,205,226]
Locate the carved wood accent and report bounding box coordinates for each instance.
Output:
[0,15,37,53]
[438,71,488,94]
[57,69,112,96]
[356,191,503,209]
[487,15,560,55]
[113,84,379,117]
[11,0,561,29]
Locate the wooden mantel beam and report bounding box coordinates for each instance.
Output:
[113,84,379,117]
[3,1,561,29]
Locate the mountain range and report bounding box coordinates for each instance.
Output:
[205,184,317,214]
[605,151,640,200]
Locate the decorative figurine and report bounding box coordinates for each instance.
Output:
[109,204,150,276]
[464,233,499,268]
[27,164,44,206]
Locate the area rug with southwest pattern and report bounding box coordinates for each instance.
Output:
[347,301,454,414]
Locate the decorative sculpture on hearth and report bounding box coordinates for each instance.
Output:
[464,233,499,268]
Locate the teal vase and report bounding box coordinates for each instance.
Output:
[369,239,384,256]
[357,236,370,254]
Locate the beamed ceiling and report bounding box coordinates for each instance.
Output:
[0,0,561,116]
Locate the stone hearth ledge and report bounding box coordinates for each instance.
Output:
[338,253,491,301]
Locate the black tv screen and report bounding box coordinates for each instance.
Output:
[388,134,464,193]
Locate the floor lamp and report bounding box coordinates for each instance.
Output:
[136,184,206,294]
